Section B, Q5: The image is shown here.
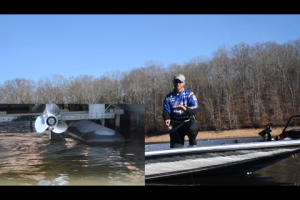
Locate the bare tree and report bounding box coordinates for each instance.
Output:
[143,61,165,132]
[1,78,36,103]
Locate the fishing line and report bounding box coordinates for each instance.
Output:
[79,104,112,139]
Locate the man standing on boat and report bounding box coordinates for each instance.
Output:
[162,74,200,148]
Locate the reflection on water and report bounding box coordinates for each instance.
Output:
[252,151,300,185]
[0,121,144,185]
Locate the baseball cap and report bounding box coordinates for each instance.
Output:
[174,74,185,82]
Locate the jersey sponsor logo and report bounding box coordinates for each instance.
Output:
[173,110,180,114]
[173,109,186,115]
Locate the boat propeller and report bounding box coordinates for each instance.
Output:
[35,104,68,135]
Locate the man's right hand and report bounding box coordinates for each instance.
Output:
[165,119,171,126]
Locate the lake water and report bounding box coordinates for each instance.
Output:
[0,121,145,186]
[145,140,300,186]
[6,118,300,186]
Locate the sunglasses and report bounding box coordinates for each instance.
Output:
[174,79,183,84]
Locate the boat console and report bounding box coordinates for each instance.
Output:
[274,115,300,141]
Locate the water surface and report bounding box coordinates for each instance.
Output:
[0,121,144,185]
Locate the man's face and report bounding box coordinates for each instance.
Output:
[173,79,185,91]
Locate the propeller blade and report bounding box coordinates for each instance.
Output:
[46,104,60,116]
[31,104,46,113]
[52,121,68,134]
[35,115,48,133]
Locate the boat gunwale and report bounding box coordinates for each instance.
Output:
[145,139,300,158]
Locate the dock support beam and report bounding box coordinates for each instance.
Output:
[115,114,120,130]
[100,119,105,127]
[137,113,140,130]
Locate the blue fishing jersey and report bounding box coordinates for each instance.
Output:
[163,89,199,123]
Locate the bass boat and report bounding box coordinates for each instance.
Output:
[145,115,300,180]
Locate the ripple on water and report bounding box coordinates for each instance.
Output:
[0,121,144,185]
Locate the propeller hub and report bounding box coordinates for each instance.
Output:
[46,116,57,126]
[35,104,67,134]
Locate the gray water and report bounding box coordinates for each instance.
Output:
[0,121,145,185]
[145,141,300,186]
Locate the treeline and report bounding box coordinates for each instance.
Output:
[1,39,300,135]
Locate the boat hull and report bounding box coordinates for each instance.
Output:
[66,120,125,144]
[145,138,300,180]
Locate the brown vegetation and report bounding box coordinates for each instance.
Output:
[1,39,300,136]
[145,126,285,144]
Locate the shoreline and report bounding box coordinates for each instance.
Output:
[145,126,284,144]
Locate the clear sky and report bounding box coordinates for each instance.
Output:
[0,14,299,83]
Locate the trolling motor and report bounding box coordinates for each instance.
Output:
[258,125,272,141]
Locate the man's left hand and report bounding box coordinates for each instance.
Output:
[177,105,187,111]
